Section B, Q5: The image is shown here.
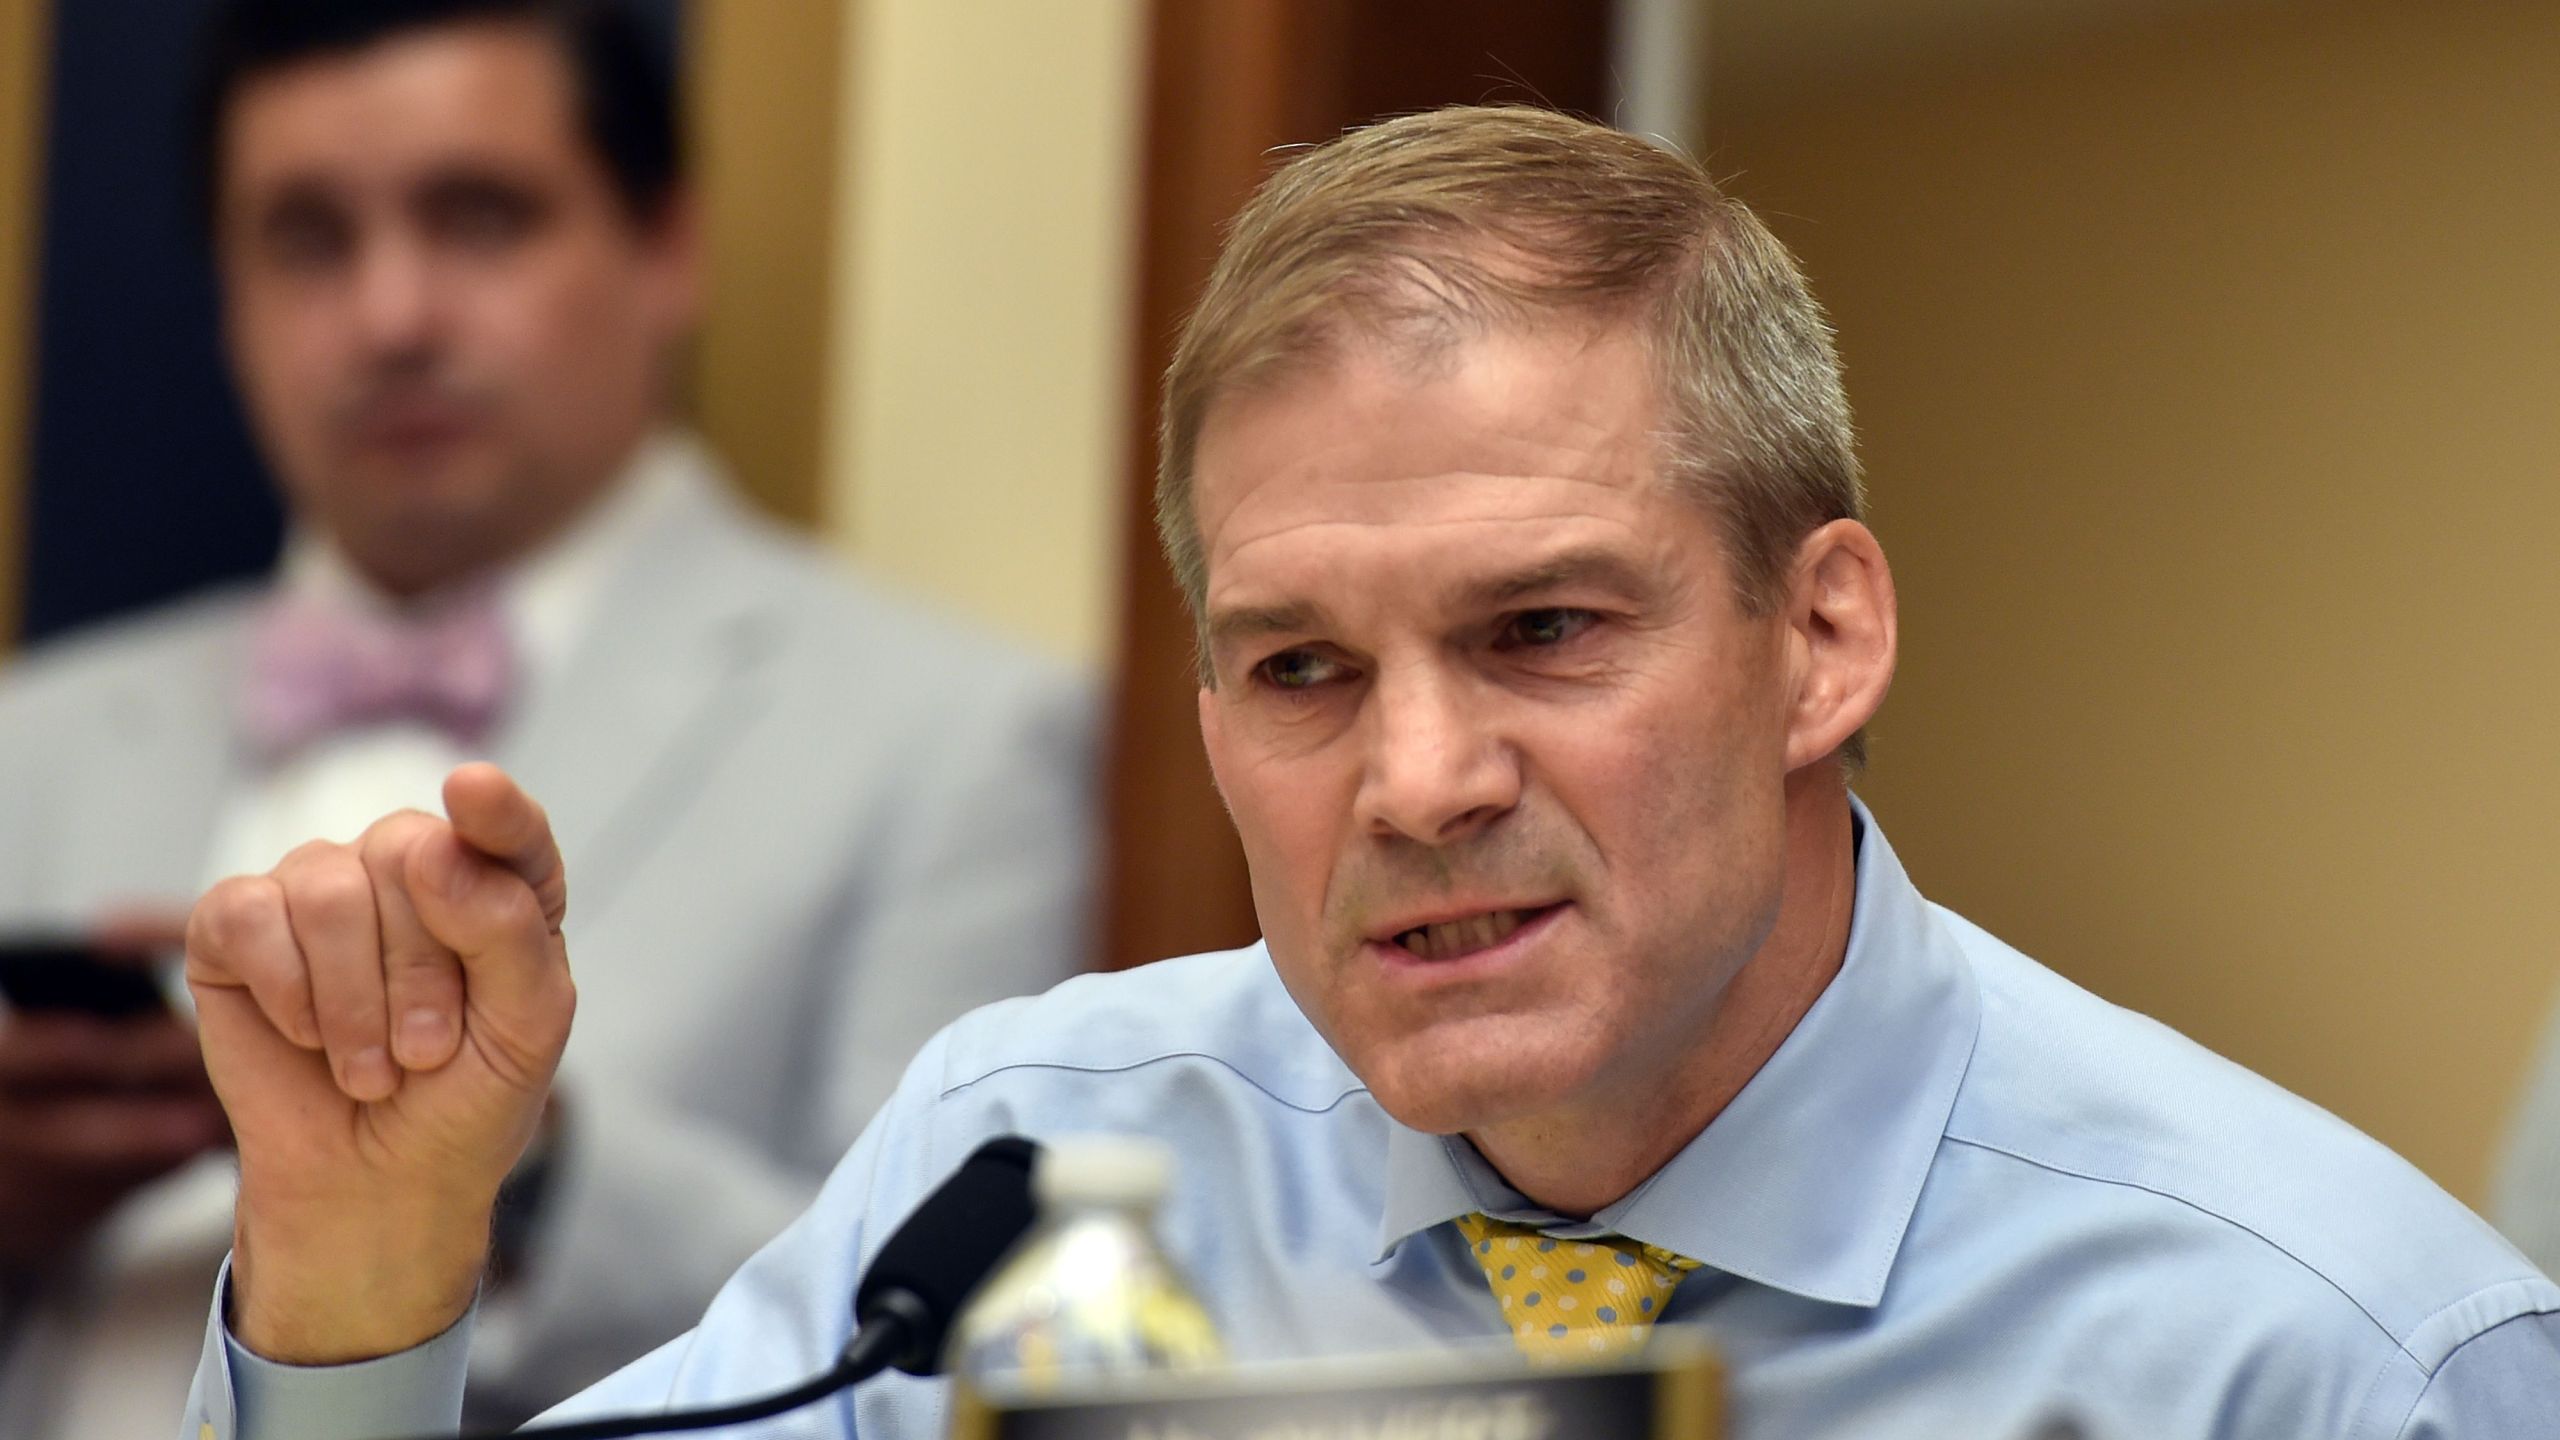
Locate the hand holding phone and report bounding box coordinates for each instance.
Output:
[0,936,172,1017]
[0,927,227,1270]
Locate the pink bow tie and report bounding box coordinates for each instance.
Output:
[240,587,516,762]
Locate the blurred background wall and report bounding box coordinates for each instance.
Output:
[820,0,1144,667]
[6,0,288,643]
[685,0,1145,669]
[1707,0,2560,1202]
[0,0,2553,1209]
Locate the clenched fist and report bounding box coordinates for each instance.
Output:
[186,763,575,1364]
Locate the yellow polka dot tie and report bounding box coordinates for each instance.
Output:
[1454,1213,1702,1360]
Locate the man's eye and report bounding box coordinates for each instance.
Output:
[260,209,351,270]
[1255,649,1342,690]
[446,201,530,246]
[424,185,543,249]
[1499,608,1596,649]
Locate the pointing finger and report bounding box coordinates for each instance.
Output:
[441,763,566,932]
[404,830,575,1092]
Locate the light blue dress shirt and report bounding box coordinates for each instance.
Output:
[189,809,2560,1439]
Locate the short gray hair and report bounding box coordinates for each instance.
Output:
[1158,105,1867,759]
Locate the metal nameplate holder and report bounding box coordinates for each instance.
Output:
[948,1331,1722,1440]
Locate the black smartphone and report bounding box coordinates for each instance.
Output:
[0,937,173,1018]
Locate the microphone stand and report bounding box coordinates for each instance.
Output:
[417,1293,931,1440]
[386,1131,1036,1440]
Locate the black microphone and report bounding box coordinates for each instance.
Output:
[423,1135,1042,1440]
[849,1135,1041,1375]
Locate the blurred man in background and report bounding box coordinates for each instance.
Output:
[0,0,1095,1433]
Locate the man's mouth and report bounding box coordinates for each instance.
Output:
[356,406,476,448]
[343,384,490,450]
[1390,904,1562,961]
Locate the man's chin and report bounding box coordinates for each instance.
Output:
[1353,1043,1587,1139]
[338,422,502,480]
[336,504,520,594]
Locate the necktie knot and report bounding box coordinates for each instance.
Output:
[241,586,516,762]
[1454,1213,1699,1360]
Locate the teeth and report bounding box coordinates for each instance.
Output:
[1397,909,1527,960]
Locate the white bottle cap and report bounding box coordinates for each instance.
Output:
[1035,1134,1174,1211]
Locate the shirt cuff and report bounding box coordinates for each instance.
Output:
[197,1254,475,1440]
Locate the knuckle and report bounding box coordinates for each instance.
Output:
[367,806,439,841]
[357,809,438,866]
[484,879,544,936]
[276,838,343,873]
[192,875,282,958]
[288,855,374,925]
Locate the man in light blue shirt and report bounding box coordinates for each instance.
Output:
[179,107,2559,1439]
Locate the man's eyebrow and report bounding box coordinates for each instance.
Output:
[1467,547,1657,607]
[249,175,340,217]
[1205,601,1324,653]
[416,166,543,199]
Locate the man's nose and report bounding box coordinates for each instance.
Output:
[348,237,442,357]
[1352,666,1521,846]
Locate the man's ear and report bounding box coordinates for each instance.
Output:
[638,185,704,336]
[1780,519,1897,772]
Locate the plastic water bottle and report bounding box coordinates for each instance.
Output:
[947,1134,1223,1385]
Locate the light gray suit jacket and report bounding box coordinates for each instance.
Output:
[0,453,1097,1426]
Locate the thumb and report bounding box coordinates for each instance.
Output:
[439,763,567,933]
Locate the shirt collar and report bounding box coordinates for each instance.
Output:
[275,428,704,687]
[1372,799,1982,1308]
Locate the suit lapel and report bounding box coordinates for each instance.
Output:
[496,461,791,927]
[50,603,253,909]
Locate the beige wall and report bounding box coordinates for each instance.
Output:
[688,0,843,530]
[1710,0,2560,1202]
[821,0,1144,666]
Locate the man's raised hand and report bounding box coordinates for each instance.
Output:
[186,763,576,1364]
